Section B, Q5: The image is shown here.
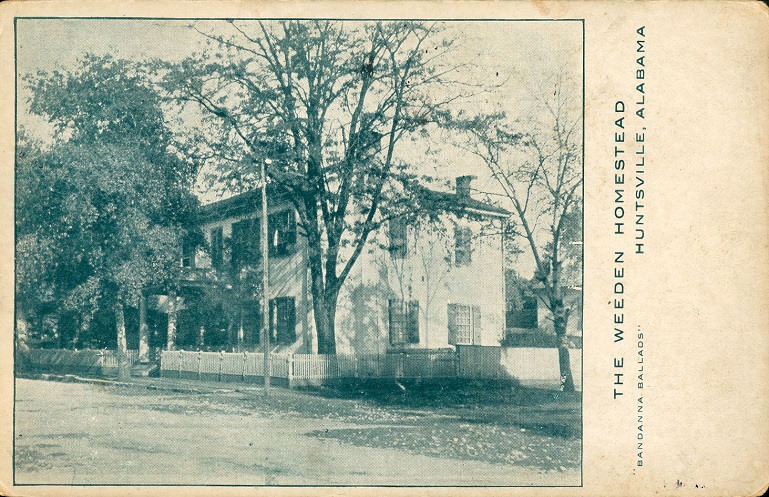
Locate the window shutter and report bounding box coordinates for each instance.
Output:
[211,227,223,269]
[269,298,276,342]
[286,211,297,253]
[472,305,482,345]
[408,301,420,343]
[388,299,397,344]
[286,297,296,343]
[389,219,407,259]
[447,304,458,345]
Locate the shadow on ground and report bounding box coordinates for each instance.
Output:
[295,378,582,469]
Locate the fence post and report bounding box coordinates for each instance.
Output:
[219,350,224,382]
[287,355,294,389]
[196,351,201,380]
[98,349,105,376]
[456,346,461,378]
[242,352,247,382]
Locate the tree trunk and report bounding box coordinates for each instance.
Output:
[226,320,234,352]
[318,297,338,355]
[237,308,244,352]
[313,286,339,355]
[307,239,339,354]
[167,290,177,351]
[553,302,575,392]
[115,302,130,381]
[138,292,150,363]
[15,305,30,370]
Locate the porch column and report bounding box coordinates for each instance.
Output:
[237,309,245,352]
[138,292,150,363]
[198,325,206,349]
[167,290,177,351]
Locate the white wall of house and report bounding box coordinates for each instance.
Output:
[195,201,313,353]
[335,214,507,354]
[188,199,507,355]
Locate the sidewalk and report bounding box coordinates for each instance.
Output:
[18,371,270,395]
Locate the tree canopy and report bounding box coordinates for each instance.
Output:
[158,20,464,353]
[16,55,201,354]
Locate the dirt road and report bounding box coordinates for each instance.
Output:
[14,378,580,486]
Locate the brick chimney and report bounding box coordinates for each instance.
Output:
[455,175,476,198]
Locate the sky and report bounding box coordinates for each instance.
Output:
[15,18,583,275]
[15,18,582,174]
[16,19,582,252]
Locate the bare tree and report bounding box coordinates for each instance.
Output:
[158,21,464,353]
[455,73,582,391]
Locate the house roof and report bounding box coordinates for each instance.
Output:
[199,183,510,224]
[199,187,287,223]
[416,187,510,219]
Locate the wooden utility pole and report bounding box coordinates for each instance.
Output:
[261,158,271,396]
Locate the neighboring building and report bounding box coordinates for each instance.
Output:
[506,286,583,336]
[143,176,510,356]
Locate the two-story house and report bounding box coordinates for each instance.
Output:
[145,176,509,357]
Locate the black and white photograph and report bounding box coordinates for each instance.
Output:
[13,16,584,487]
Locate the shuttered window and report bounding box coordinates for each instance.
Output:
[231,218,260,270]
[448,303,482,345]
[210,227,223,269]
[389,299,419,345]
[270,296,296,345]
[455,226,472,266]
[181,235,195,267]
[268,210,297,257]
[389,218,407,259]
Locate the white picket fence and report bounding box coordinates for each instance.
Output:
[21,346,582,391]
[23,348,140,375]
[160,350,458,386]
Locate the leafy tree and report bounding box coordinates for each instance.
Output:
[158,21,462,353]
[455,73,582,391]
[17,55,200,378]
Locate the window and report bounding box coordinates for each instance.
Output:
[270,296,296,345]
[210,227,223,269]
[389,299,419,345]
[181,236,195,267]
[268,210,297,257]
[231,218,260,270]
[389,218,407,259]
[455,225,472,266]
[240,305,261,346]
[448,303,481,345]
[508,295,539,329]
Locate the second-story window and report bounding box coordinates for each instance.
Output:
[268,210,297,257]
[231,218,260,270]
[455,225,472,266]
[181,235,195,267]
[210,227,223,269]
[389,218,407,259]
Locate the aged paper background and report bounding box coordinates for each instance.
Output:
[1,1,768,496]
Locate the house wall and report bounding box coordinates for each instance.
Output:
[195,200,313,353]
[188,202,507,355]
[335,215,507,354]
